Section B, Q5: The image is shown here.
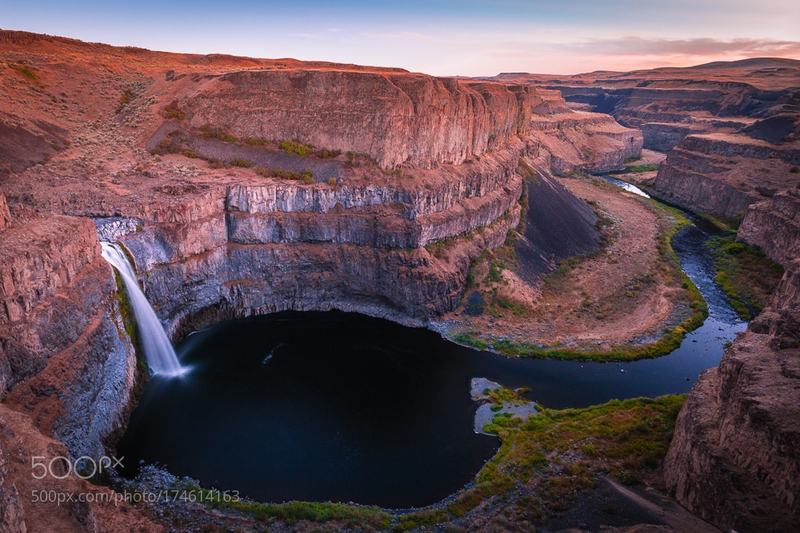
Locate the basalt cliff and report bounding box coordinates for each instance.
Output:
[0,31,647,531]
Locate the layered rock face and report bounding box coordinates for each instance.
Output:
[184,70,536,169]
[116,151,526,335]
[664,268,800,532]
[527,110,642,173]
[0,212,137,458]
[652,128,800,220]
[739,191,800,267]
[489,58,800,153]
[0,192,10,229]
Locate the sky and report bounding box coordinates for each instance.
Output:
[2,0,800,76]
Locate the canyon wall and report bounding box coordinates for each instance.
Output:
[489,59,800,156]
[651,119,800,221]
[664,189,800,531]
[527,111,642,174]
[184,70,537,169]
[0,212,137,458]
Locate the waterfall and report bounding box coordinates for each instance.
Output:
[100,242,185,377]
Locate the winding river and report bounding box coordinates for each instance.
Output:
[117,180,746,508]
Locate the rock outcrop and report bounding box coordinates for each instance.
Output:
[488,58,800,153]
[185,71,537,170]
[664,187,800,532]
[651,132,799,220]
[528,110,642,173]
[0,212,137,458]
[0,192,10,229]
[739,191,800,267]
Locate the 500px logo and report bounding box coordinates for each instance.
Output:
[31,455,124,480]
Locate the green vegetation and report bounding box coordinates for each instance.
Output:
[698,212,740,233]
[278,139,313,156]
[255,167,314,183]
[623,163,659,173]
[162,101,186,120]
[200,125,239,143]
[709,235,783,320]
[180,484,390,528]
[485,385,529,406]
[229,158,251,168]
[244,136,267,146]
[448,395,685,522]
[452,331,490,350]
[151,133,319,182]
[9,62,38,82]
[116,88,134,113]
[317,148,342,159]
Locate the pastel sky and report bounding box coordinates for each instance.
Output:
[3,0,800,76]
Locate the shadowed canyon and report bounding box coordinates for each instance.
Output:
[1,29,798,532]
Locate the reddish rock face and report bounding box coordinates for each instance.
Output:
[0,193,10,229]
[488,58,800,153]
[739,191,800,268]
[664,274,800,531]
[652,130,800,221]
[183,70,536,169]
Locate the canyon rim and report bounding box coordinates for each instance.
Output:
[1,4,800,532]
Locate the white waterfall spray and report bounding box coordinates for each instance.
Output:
[100,242,185,377]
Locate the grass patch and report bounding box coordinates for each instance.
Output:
[200,125,239,143]
[448,395,685,520]
[708,235,783,320]
[9,62,39,82]
[229,158,251,168]
[163,101,186,120]
[180,484,390,528]
[255,167,314,183]
[279,139,313,156]
[452,331,490,350]
[623,163,659,173]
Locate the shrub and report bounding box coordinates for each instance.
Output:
[326,177,337,186]
[116,88,134,113]
[9,63,38,82]
[279,139,313,156]
[163,101,186,120]
[316,148,341,159]
[229,158,251,168]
